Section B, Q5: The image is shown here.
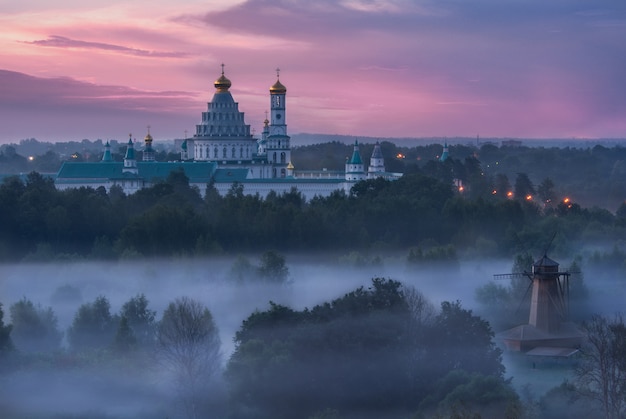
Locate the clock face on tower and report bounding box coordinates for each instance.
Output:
[273,126,285,135]
[275,113,282,120]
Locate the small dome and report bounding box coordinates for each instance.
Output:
[144,133,153,142]
[287,162,294,170]
[214,73,232,92]
[270,79,286,94]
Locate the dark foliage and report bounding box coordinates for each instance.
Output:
[226,279,506,419]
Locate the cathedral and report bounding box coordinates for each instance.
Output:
[55,67,401,199]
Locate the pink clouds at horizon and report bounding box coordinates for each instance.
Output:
[1,0,626,144]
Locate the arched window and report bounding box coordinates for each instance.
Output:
[281,169,286,178]
[280,152,286,164]
[223,147,227,158]
[240,147,244,158]
[214,147,218,158]
[231,147,236,158]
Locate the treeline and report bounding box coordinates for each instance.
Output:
[0,278,517,418]
[1,277,623,418]
[3,139,626,210]
[1,168,626,263]
[293,141,626,210]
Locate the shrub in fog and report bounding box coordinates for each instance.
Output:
[118,294,156,349]
[67,296,118,352]
[9,298,62,353]
[257,250,289,283]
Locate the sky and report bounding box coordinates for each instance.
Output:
[1,0,625,143]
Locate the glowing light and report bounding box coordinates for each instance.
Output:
[491,189,497,195]
[526,195,533,201]
[458,186,464,192]
[563,197,570,203]
[28,156,34,161]
[396,153,405,159]
[506,191,513,198]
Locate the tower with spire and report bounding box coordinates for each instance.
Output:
[367,142,385,179]
[101,141,113,162]
[345,140,365,181]
[123,134,138,174]
[440,141,449,162]
[143,126,155,162]
[266,68,291,178]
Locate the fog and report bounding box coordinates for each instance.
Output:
[0,257,511,354]
[0,255,623,417]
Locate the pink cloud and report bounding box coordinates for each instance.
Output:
[26,35,191,58]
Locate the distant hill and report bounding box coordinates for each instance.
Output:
[290,133,625,148]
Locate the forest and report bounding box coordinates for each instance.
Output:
[0,140,625,418]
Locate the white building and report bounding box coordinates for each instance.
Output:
[56,68,401,200]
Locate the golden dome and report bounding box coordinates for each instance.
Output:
[144,133,153,143]
[270,79,286,94]
[214,64,231,92]
[214,73,231,92]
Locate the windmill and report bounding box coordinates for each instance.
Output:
[494,242,583,354]
[495,254,571,334]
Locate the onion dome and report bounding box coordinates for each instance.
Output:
[214,65,232,92]
[144,132,153,145]
[270,79,286,94]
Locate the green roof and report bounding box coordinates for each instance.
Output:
[56,161,217,184]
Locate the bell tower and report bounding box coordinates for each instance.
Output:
[267,68,291,178]
[269,68,287,137]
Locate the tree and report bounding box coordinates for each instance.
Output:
[0,303,13,353]
[576,314,626,419]
[514,172,536,200]
[229,254,255,282]
[9,298,62,353]
[119,294,156,348]
[157,297,221,419]
[257,250,289,283]
[537,177,556,206]
[67,296,118,352]
[113,315,137,353]
[426,301,504,379]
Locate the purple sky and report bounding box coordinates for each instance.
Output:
[1,0,625,143]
